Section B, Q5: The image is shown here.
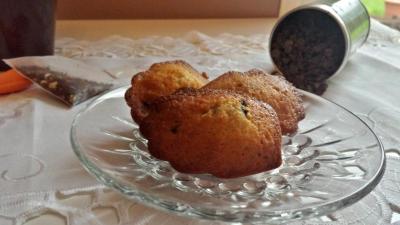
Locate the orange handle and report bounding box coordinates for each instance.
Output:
[0,69,32,94]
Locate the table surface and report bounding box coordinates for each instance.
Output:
[4,18,400,225]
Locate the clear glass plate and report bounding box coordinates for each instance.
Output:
[71,86,385,224]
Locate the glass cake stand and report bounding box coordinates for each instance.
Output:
[71,86,385,224]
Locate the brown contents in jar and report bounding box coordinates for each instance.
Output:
[0,0,56,71]
[270,9,346,95]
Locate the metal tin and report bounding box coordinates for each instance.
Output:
[269,0,370,78]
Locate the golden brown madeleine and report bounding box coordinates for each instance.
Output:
[140,89,282,178]
[203,69,304,134]
[125,60,208,124]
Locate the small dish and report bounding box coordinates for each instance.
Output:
[71,86,385,224]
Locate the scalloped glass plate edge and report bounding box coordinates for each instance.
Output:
[70,86,386,224]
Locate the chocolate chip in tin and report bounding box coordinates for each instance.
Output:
[270,9,346,95]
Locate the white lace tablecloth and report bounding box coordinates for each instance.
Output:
[1,19,400,225]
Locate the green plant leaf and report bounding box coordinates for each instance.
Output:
[361,0,385,17]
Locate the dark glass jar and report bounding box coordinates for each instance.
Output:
[0,0,57,71]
